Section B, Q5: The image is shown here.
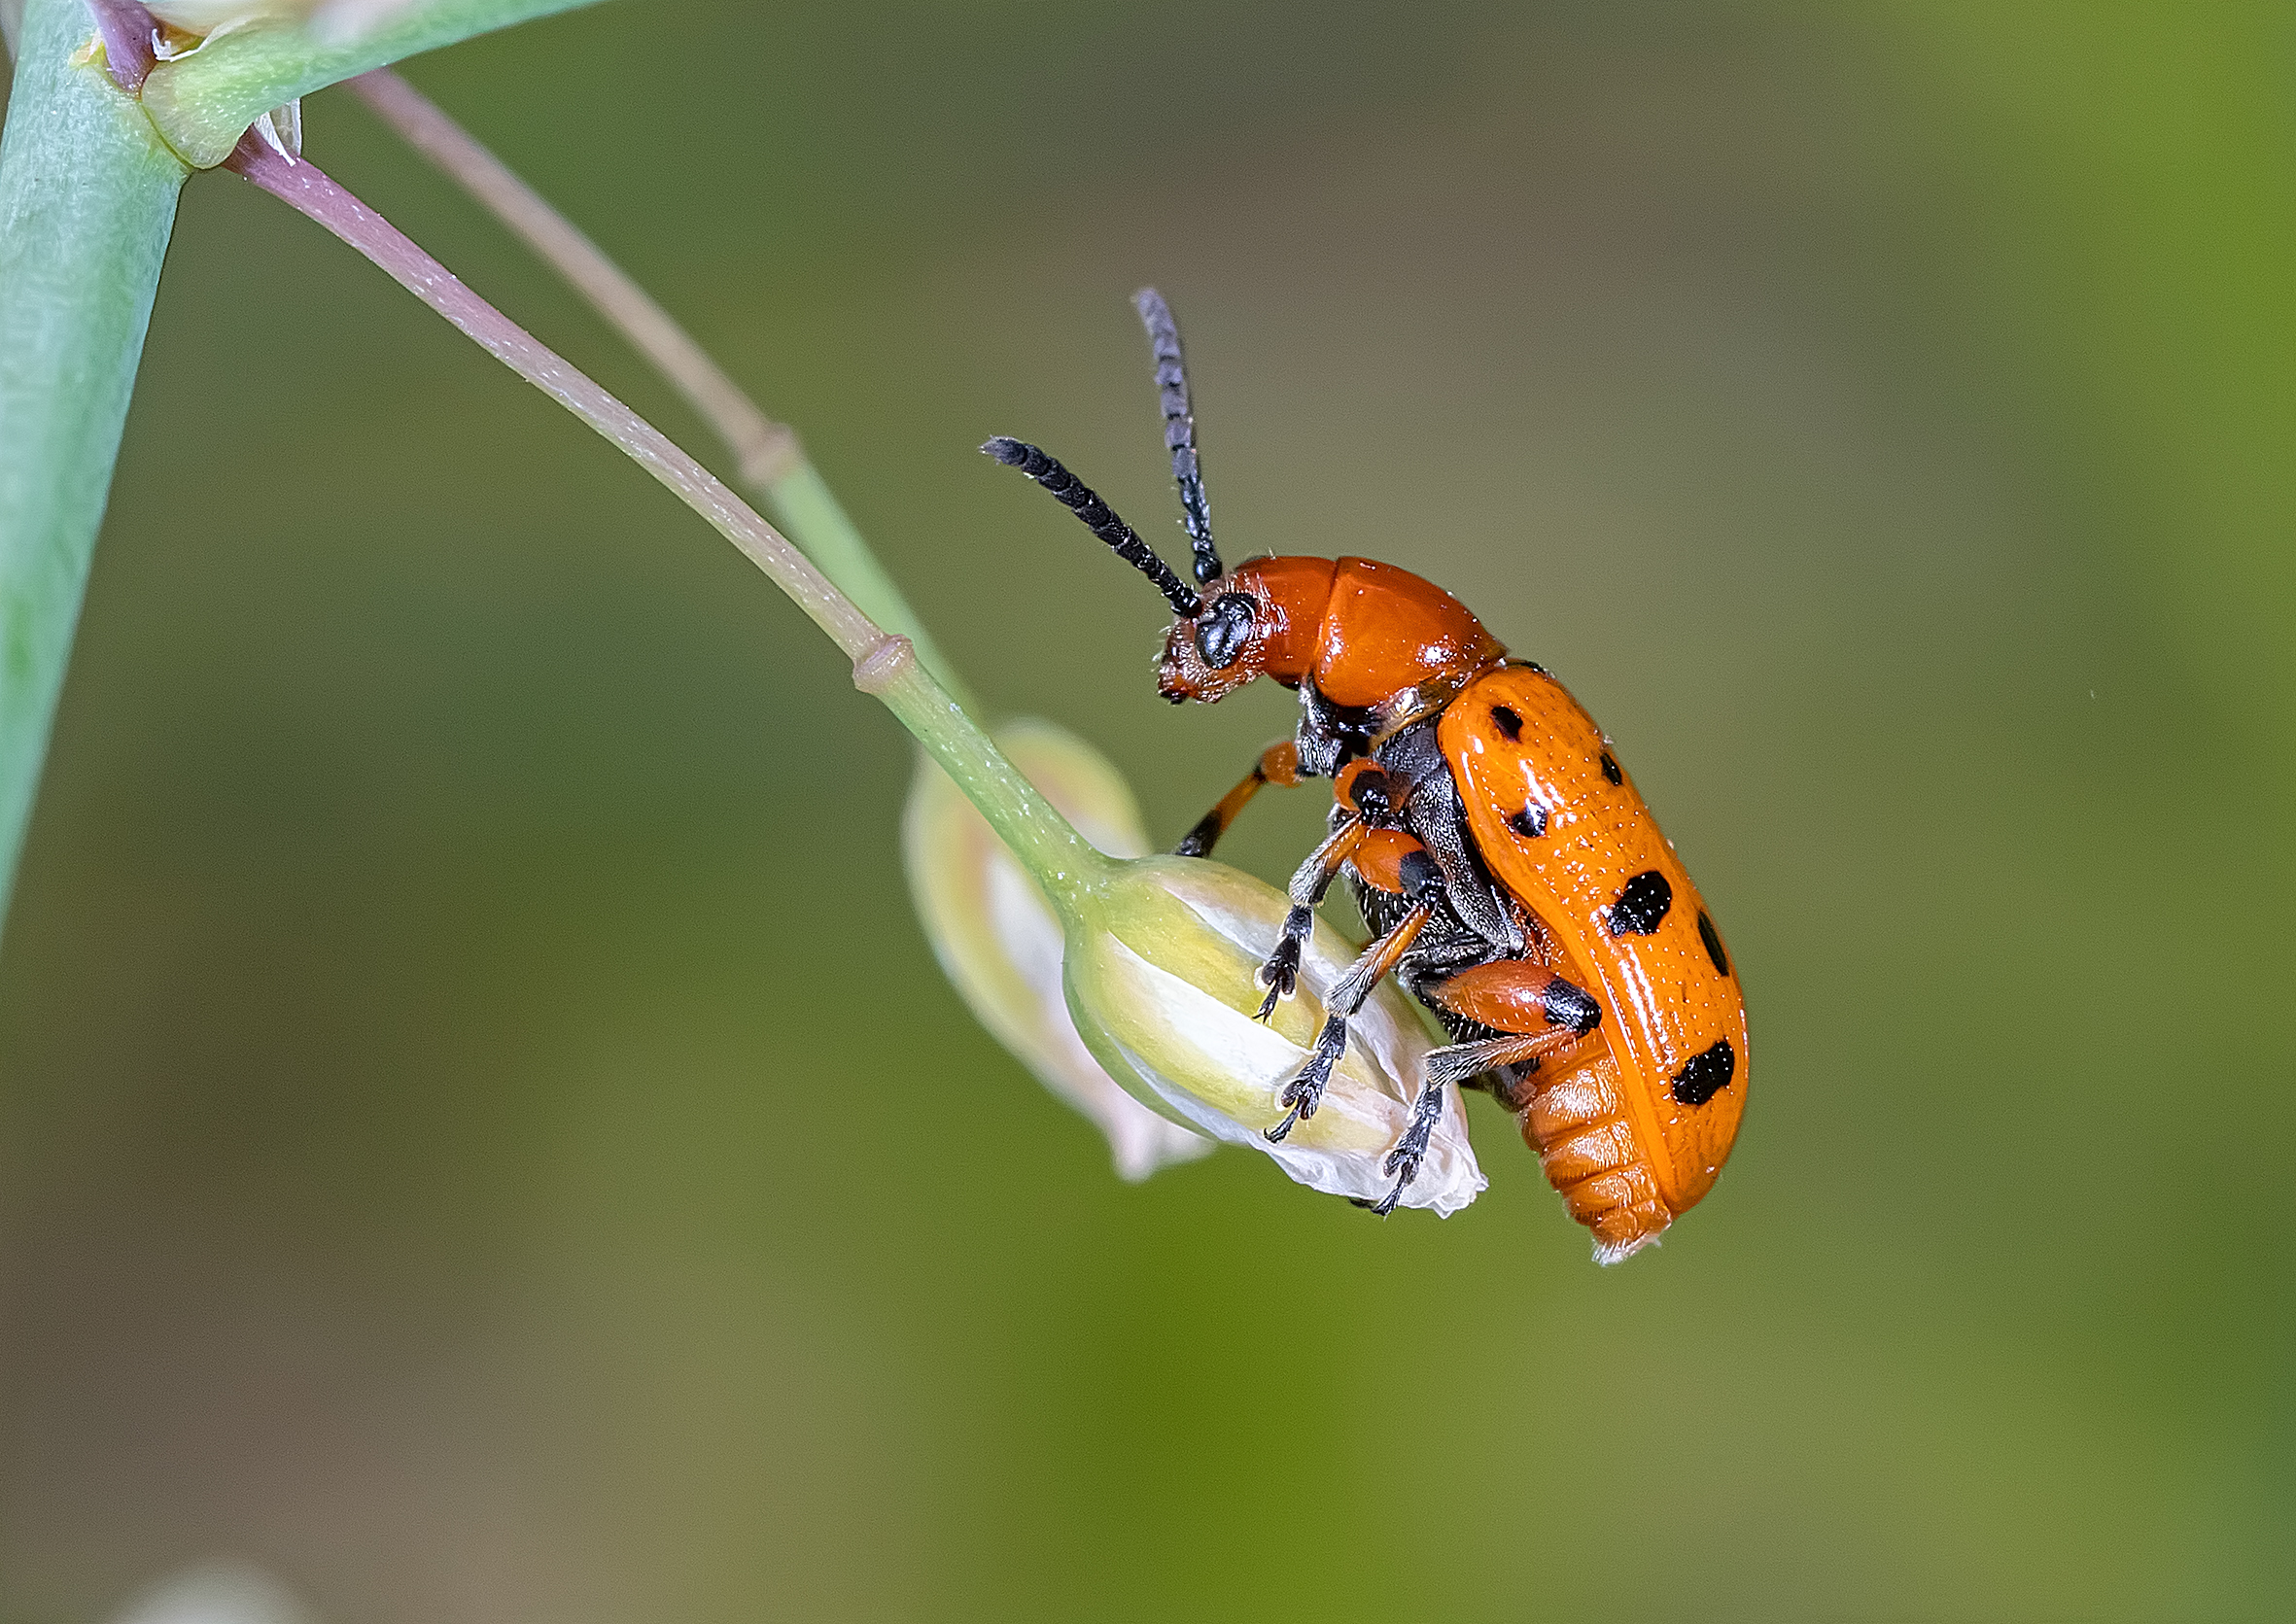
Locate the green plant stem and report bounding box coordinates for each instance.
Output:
[856,640,1103,895]
[0,0,191,933]
[342,67,976,712]
[226,135,1096,889]
[141,0,602,168]
[757,462,968,710]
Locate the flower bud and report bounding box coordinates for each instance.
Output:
[904,720,1211,1180]
[1062,855,1485,1216]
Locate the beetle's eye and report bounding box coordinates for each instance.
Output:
[1195,592,1258,670]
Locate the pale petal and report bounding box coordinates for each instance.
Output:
[903,721,1210,1179]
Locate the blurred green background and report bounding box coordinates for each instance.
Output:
[4,2,2293,1619]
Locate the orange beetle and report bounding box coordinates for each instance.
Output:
[984,291,1746,1261]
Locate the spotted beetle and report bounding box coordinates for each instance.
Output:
[984,292,1747,1261]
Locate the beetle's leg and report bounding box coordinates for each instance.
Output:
[1173,741,1302,858]
[1418,962,1603,1088]
[1368,1072,1454,1216]
[1422,1023,1592,1088]
[1367,961,1604,1214]
[1255,764,1413,1019]
[1268,852,1445,1143]
[1296,680,1372,778]
[1255,815,1368,1019]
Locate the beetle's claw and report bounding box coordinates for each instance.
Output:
[1373,1147,1422,1216]
[1253,942,1302,1021]
[1368,1079,1444,1213]
[1267,1063,1328,1142]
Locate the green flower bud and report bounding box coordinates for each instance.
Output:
[1061,854,1484,1216]
[867,638,1479,1214]
[904,720,1211,1180]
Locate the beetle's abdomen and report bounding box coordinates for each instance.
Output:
[1440,665,1748,1221]
[1498,1047,1672,1262]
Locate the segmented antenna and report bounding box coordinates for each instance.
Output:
[982,437,1203,618]
[1132,288,1223,584]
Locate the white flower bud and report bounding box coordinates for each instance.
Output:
[904,720,1211,1180]
[1063,856,1485,1216]
[903,708,1481,1214]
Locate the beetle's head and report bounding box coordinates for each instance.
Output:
[983,436,1315,708]
[1154,555,1337,705]
[989,294,1341,710]
[1154,582,1261,704]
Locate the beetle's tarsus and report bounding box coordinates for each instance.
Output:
[1266,1017,1345,1140]
[1370,1076,1448,1215]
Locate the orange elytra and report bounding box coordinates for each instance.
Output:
[983,291,1746,1261]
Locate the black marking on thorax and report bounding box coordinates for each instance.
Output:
[1599,749,1623,786]
[1697,910,1730,978]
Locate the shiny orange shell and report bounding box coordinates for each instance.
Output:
[1438,664,1748,1221]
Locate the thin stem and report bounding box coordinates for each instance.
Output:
[0,0,191,934]
[85,0,157,90]
[228,133,879,658]
[856,639,1108,898]
[225,135,1096,888]
[346,70,799,485]
[756,459,974,709]
[343,67,974,711]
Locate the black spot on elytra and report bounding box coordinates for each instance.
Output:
[1599,750,1622,786]
[1491,705,1523,741]
[1505,803,1547,839]
[1697,910,1731,978]
[1671,1038,1736,1106]
[1607,870,1672,935]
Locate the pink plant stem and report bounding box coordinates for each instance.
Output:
[86,0,157,91]
[224,132,883,662]
[345,69,801,488]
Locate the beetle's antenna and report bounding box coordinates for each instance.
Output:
[983,437,1203,618]
[1132,289,1223,585]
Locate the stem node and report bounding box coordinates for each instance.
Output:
[736,422,804,488]
[852,634,917,695]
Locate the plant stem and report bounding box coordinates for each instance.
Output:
[0,0,190,933]
[229,133,879,655]
[347,69,799,481]
[757,460,974,708]
[141,0,601,168]
[84,0,155,89]
[225,135,1096,887]
[855,639,1106,897]
[342,67,975,711]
